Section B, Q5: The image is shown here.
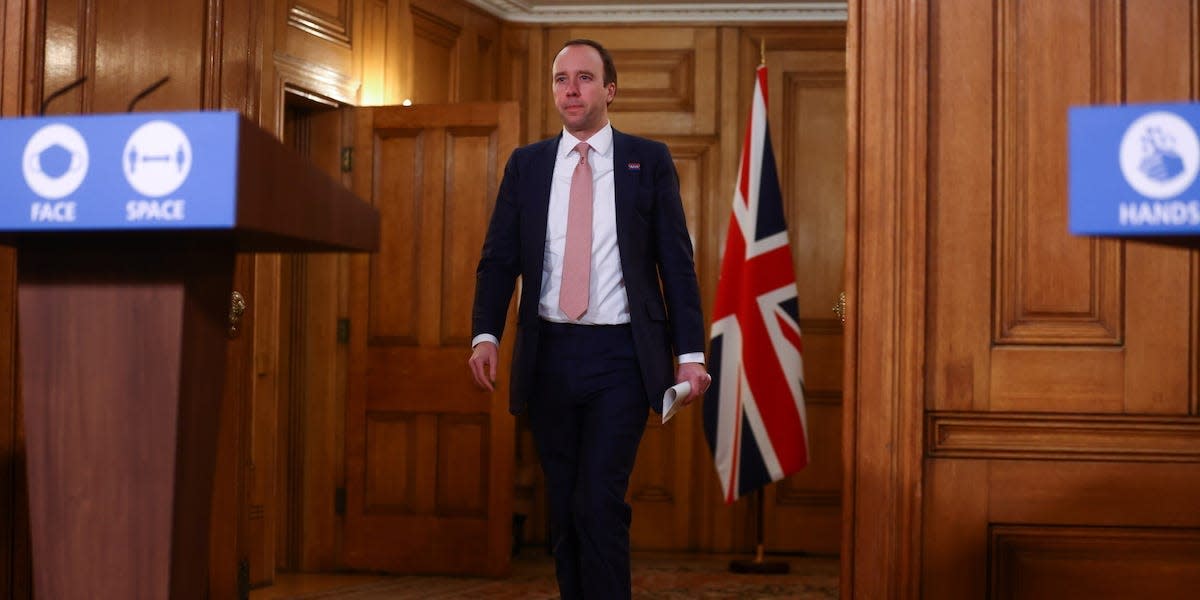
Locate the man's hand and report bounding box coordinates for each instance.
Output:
[675,362,711,406]
[468,341,499,392]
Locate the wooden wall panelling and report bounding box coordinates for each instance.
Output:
[43,0,214,113]
[99,0,207,112]
[930,0,1196,497]
[458,10,499,101]
[288,0,354,47]
[0,241,24,600]
[404,0,501,104]
[770,50,847,323]
[498,24,546,145]
[973,0,1197,417]
[212,255,255,599]
[408,1,460,103]
[988,461,1200,528]
[343,103,518,576]
[542,27,718,137]
[918,0,1200,598]
[750,32,847,556]
[495,26,546,549]
[497,27,536,554]
[1,0,31,595]
[272,105,348,574]
[688,26,749,554]
[350,0,406,107]
[272,48,360,117]
[248,253,282,586]
[266,0,373,574]
[986,461,1200,600]
[2,0,36,116]
[990,526,1200,599]
[992,0,1122,348]
[298,249,343,571]
[924,458,1200,600]
[303,109,348,572]
[845,0,929,597]
[281,0,359,102]
[926,0,996,415]
[358,0,388,105]
[928,413,1200,462]
[276,247,300,571]
[922,459,988,599]
[626,135,717,551]
[1122,0,1197,415]
[217,0,274,590]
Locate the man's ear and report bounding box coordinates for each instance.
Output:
[606,83,617,105]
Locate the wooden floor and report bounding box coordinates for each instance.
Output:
[250,550,840,599]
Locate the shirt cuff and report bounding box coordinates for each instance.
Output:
[677,352,705,365]
[472,334,499,348]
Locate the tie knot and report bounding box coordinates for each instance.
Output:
[575,142,590,163]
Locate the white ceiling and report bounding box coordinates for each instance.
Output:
[463,0,848,23]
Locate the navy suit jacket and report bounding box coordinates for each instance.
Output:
[472,129,705,415]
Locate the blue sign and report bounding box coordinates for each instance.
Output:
[0,111,240,231]
[1070,103,1200,235]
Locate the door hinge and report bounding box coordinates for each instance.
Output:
[238,559,250,600]
[335,487,347,516]
[341,146,353,172]
[336,318,350,344]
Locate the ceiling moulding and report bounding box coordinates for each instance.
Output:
[463,1,848,23]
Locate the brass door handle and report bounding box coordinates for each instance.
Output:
[832,291,846,324]
[229,291,247,338]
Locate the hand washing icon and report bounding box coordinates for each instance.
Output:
[1137,126,1185,182]
[22,124,89,200]
[1119,111,1200,200]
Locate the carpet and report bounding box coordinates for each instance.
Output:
[283,552,839,599]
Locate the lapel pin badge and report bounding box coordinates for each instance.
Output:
[627,162,641,172]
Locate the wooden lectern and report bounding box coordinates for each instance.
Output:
[3,113,378,598]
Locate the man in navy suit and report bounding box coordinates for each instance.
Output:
[468,39,709,598]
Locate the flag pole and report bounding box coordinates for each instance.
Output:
[729,486,789,574]
[709,37,807,576]
[731,39,788,575]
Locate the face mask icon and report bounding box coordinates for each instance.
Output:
[29,143,84,179]
[22,124,90,200]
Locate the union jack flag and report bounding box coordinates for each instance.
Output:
[703,65,809,504]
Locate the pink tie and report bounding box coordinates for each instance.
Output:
[559,142,592,320]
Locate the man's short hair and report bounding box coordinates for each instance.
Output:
[561,39,617,87]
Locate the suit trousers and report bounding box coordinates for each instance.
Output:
[528,320,649,600]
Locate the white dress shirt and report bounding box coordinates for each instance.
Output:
[540,125,626,325]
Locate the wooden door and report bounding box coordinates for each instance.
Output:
[343,102,520,577]
[759,34,847,557]
[848,0,1200,597]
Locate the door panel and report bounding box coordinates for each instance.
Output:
[762,43,847,556]
[344,102,520,576]
[924,1,1200,597]
[851,0,1200,597]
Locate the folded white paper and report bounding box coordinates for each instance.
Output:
[661,381,691,424]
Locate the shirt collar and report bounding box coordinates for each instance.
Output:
[558,122,613,160]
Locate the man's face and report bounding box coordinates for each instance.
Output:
[552,44,616,139]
